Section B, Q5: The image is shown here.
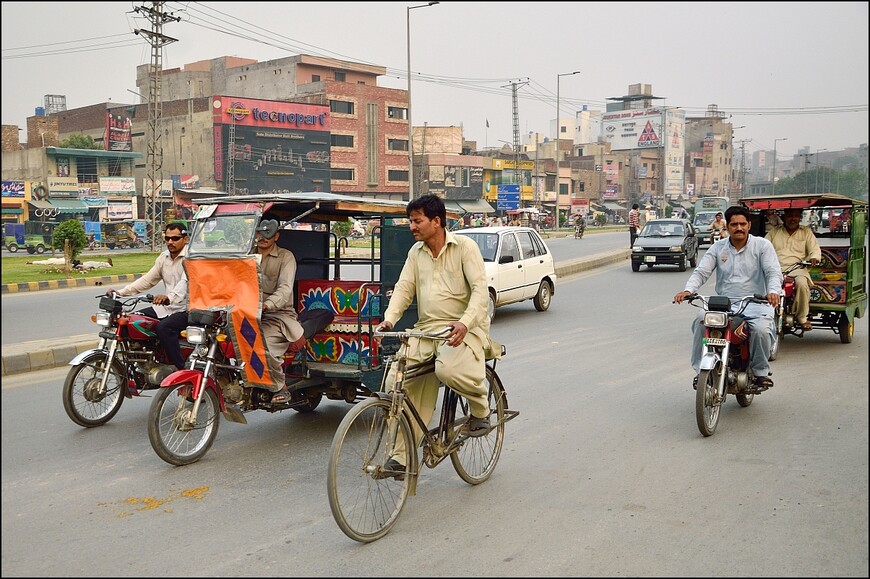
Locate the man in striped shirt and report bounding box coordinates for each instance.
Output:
[628,203,640,247]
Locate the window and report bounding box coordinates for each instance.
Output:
[388,169,408,182]
[312,74,320,82]
[499,233,521,263]
[334,71,346,81]
[387,138,408,151]
[516,231,538,259]
[387,106,408,120]
[331,134,354,148]
[332,168,355,180]
[330,100,355,115]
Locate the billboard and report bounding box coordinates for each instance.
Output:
[106,110,133,152]
[212,96,331,194]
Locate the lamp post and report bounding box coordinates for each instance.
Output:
[771,137,787,195]
[407,1,439,200]
[814,148,827,193]
[555,71,580,229]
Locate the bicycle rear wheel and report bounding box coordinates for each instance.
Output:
[327,397,414,543]
[450,366,506,484]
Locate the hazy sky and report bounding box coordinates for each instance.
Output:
[2,2,867,161]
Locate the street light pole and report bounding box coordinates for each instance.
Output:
[555,71,579,229]
[814,148,827,193]
[407,1,439,200]
[771,137,787,195]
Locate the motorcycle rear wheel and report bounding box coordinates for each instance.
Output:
[62,352,126,427]
[695,368,722,437]
[148,383,220,466]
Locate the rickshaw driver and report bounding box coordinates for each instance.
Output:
[374,194,501,476]
[766,208,821,331]
[252,219,307,404]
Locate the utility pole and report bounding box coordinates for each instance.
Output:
[134,1,180,251]
[502,79,528,209]
[798,153,812,193]
[735,139,751,197]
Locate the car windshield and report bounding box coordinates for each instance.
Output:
[694,213,716,226]
[455,231,498,261]
[640,222,683,237]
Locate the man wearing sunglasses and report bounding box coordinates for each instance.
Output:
[107,222,190,372]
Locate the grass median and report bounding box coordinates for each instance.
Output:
[1,252,160,285]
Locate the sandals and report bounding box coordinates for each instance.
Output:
[270,387,291,404]
[800,321,813,331]
[753,376,774,388]
[463,413,491,438]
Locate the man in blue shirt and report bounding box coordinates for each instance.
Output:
[674,206,782,388]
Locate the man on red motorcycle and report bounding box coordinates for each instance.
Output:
[108,222,190,370]
[765,208,821,331]
[674,206,782,389]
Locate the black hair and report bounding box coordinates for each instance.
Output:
[724,205,751,225]
[632,203,639,209]
[165,221,188,236]
[407,194,446,227]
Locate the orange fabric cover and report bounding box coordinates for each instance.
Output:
[185,257,280,388]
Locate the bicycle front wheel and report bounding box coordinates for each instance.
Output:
[450,366,506,484]
[327,397,414,543]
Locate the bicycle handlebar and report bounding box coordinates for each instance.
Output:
[374,327,452,340]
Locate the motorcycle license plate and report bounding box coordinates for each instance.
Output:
[644,256,656,263]
[705,338,728,346]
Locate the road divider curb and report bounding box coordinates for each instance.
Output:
[2,249,629,376]
[1,274,143,294]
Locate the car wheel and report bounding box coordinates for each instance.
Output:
[678,253,687,272]
[533,280,552,312]
[631,261,640,272]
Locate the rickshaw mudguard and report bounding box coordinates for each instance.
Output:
[184,256,285,390]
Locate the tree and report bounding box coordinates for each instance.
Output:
[52,220,88,278]
[60,133,102,150]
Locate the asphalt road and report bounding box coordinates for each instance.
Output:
[1,256,867,576]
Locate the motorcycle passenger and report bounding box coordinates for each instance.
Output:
[252,218,307,404]
[709,211,728,241]
[107,222,189,370]
[673,206,782,389]
[765,208,821,331]
[374,195,501,476]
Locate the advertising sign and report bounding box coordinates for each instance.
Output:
[212,96,331,194]
[2,181,25,198]
[99,176,136,196]
[106,110,133,152]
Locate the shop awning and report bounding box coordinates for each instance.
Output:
[458,199,494,214]
[28,200,54,210]
[49,199,89,214]
[603,202,625,211]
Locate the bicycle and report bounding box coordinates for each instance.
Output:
[326,327,518,542]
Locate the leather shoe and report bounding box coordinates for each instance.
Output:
[372,458,405,481]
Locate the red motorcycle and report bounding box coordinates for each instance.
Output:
[683,293,772,437]
[769,260,813,361]
[62,293,192,427]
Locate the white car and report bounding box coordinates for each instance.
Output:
[454,226,556,321]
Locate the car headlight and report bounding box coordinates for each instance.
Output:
[94,312,112,327]
[632,246,642,252]
[704,311,728,328]
[185,326,208,344]
[669,246,684,252]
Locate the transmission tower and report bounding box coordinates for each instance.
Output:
[501,79,528,201]
[134,2,180,250]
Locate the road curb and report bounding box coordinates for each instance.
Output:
[1,250,629,376]
[1,273,143,294]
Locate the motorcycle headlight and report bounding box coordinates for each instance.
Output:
[94,312,112,327]
[704,311,728,328]
[186,326,207,344]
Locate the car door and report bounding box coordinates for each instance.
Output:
[515,229,553,299]
[494,231,525,304]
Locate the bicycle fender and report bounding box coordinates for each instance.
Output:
[68,348,108,366]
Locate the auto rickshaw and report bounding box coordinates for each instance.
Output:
[740,193,867,343]
[147,192,467,464]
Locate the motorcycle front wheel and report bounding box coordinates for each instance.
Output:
[695,368,722,437]
[62,352,126,427]
[148,383,220,466]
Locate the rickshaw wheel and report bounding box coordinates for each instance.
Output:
[291,391,322,413]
